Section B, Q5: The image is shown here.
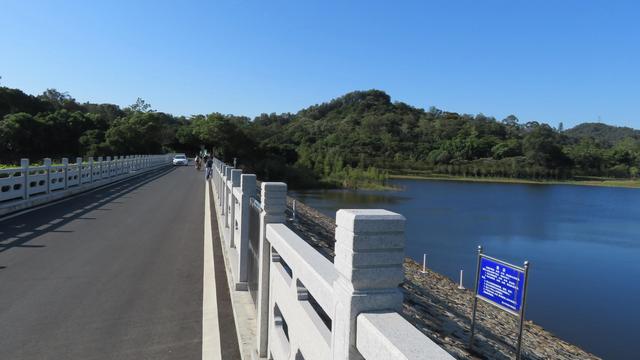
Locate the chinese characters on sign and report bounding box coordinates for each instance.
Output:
[477,257,525,314]
[469,247,530,360]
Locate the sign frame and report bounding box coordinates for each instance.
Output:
[469,246,530,360]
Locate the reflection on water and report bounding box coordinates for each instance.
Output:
[290,179,640,360]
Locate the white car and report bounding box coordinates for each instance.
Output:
[172,154,189,166]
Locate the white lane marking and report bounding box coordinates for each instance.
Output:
[203,181,222,360]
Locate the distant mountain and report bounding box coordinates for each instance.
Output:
[564,123,640,145]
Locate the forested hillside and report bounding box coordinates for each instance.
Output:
[564,123,640,145]
[1,87,639,188]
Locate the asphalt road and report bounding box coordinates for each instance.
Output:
[0,165,207,359]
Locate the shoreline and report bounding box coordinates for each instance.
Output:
[388,173,640,189]
[284,197,600,359]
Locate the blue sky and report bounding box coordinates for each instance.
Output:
[1,0,638,129]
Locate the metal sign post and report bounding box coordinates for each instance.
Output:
[515,261,530,360]
[469,246,530,360]
[469,245,482,348]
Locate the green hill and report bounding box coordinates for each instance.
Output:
[564,123,640,145]
[2,87,639,187]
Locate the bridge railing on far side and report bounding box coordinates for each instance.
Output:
[0,154,173,216]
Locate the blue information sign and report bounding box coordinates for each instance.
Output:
[477,256,525,314]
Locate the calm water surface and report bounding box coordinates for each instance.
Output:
[290,179,640,360]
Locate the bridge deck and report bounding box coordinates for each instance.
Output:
[0,165,239,359]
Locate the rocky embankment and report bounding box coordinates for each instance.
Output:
[285,198,600,360]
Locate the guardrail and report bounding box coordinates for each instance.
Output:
[0,154,173,216]
[210,157,454,360]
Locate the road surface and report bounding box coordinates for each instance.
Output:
[0,165,239,359]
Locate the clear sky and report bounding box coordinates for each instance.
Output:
[1,0,638,129]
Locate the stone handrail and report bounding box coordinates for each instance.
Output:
[209,157,454,360]
[356,313,454,360]
[0,154,173,216]
[266,223,336,314]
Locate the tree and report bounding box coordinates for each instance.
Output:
[492,139,522,159]
[104,112,170,154]
[565,138,605,174]
[522,123,569,168]
[126,98,154,113]
[0,113,42,160]
[38,89,82,111]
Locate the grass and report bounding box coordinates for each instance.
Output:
[353,182,399,191]
[389,172,640,189]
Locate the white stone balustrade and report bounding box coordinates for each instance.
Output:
[356,313,454,360]
[236,173,257,285]
[0,154,173,216]
[208,157,454,360]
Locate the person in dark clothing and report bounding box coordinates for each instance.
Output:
[205,157,213,180]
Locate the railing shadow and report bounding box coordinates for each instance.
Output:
[0,167,175,258]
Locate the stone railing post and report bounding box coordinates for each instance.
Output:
[97,157,103,180]
[43,158,52,194]
[106,156,112,177]
[220,165,227,209]
[219,163,225,202]
[218,164,224,209]
[211,158,220,194]
[214,161,220,196]
[256,182,287,358]
[62,158,69,189]
[223,166,231,217]
[237,173,257,284]
[21,158,29,200]
[219,164,225,203]
[224,166,234,229]
[229,168,242,248]
[76,157,83,183]
[89,157,94,183]
[331,209,406,359]
[222,164,228,202]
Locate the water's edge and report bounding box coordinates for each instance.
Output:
[285,197,599,360]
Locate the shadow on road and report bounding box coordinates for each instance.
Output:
[0,167,175,258]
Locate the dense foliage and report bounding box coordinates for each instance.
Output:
[1,87,639,188]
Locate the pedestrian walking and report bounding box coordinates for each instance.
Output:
[195,155,202,171]
[205,156,213,180]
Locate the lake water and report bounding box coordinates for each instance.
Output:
[290,179,640,360]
